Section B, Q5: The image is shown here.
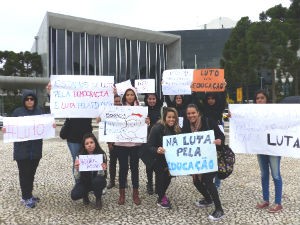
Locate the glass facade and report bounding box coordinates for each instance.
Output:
[49,27,167,93]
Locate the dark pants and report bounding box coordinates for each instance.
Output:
[115,146,140,189]
[16,159,40,200]
[153,161,171,201]
[109,147,118,181]
[193,172,223,211]
[71,175,106,200]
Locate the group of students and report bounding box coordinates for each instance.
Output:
[1,85,284,221]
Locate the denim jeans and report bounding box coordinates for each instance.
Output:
[67,142,81,180]
[257,154,282,204]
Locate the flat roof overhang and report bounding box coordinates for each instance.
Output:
[47,12,180,45]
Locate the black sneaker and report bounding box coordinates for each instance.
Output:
[107,180,115,189]
[195,199,213,208]
[208,209,225,221]
[157,196,171,209]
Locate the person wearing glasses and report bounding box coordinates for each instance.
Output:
[1,90,53,208]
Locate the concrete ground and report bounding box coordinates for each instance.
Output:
[0,134,299,225]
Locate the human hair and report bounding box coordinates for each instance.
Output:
[186,103,203,116]
[254,89,269,104]
[122,88,138,105]
[79,133,105,155]
[159,107,181,134]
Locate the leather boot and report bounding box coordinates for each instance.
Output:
[118,188,125,205]
[95,197,102,210]
[133,188,141,205]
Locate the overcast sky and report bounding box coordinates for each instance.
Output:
[0,0,292,52]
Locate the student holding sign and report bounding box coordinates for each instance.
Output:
[254,90,283,213]
[182,104,225,221]
[147,107,181,209]
[114,88,145,205]
[71,133,107,210]
[143,93,163,195]
[1,90,54,209]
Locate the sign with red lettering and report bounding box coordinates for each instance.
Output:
[191,69,225,92]
[50,75,114,118]
[3,114,55,143]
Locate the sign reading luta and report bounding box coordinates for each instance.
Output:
[191,68,225,92]
[229,104,300,158]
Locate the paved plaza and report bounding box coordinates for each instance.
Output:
[0,134,300,225]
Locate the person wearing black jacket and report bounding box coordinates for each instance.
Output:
[71,133,107,210]
[182,104,225,221]
[63,118,93,180]
[144,93,163,195]
[147,107,181,209]
[1,90,51,208]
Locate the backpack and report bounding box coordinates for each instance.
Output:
[217,145,235,179]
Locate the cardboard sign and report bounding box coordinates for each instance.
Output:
[191,69,225,92]
[50,75,114,118]
[79,154,103,171]
[99,106,148,143]
[163,130,218,176]
[135,79,155,93]
[229,104,300,158]
[3,114,55,143]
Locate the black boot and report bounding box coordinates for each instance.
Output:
[83,195,90,205]
[146,182,154,195]
[95,197,102,210]
[107,179,115,189]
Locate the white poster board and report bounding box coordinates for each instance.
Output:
[163,130,217,176]
[50,75,114,118]
[162,69,193,95]
[229,104,300,158]
[79,154,103,171]
[115,80,133,95]
[134,79,155,93]
[99,106,148,143]
[3,114,55,143]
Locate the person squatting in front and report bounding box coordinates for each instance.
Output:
[147,107,181,209]
[182,104,225,221]
[71,133,107,210]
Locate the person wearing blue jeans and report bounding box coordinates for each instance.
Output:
[254,89,283,213]
[256,154,283,212]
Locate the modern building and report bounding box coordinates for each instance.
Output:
[32,12,181,97]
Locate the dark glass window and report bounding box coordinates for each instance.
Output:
[57,29,65,75]
[149,43,156,79]
[109,37,117,76]
[50,27,56,75]
[139,41,147,79]
[102,36,108,75]
[66,31,72,74]
[130,40,138,80]
[73,32,80,75]
[95,35,100,75]
[119,38,127,81]
[80,33,86,75]
[87,34,95,75]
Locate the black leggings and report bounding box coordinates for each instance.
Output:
[16,159,40,200]
[193,172,223,211]
[153,161,171,201]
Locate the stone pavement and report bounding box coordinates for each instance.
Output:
[0,137,300,225]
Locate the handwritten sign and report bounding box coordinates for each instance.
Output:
[162,69,194,95]
[99,106,148,143]
[163,130,217,176]
[191,69,225,92]
[229,104,300,158]
[115,80,133,95]
[50,75,114,118]
[134,79,155,93]
[79,154,103,171]
[3,114,55,143]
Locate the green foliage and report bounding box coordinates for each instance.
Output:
[0,51,42,76]
[221,0,300,100]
